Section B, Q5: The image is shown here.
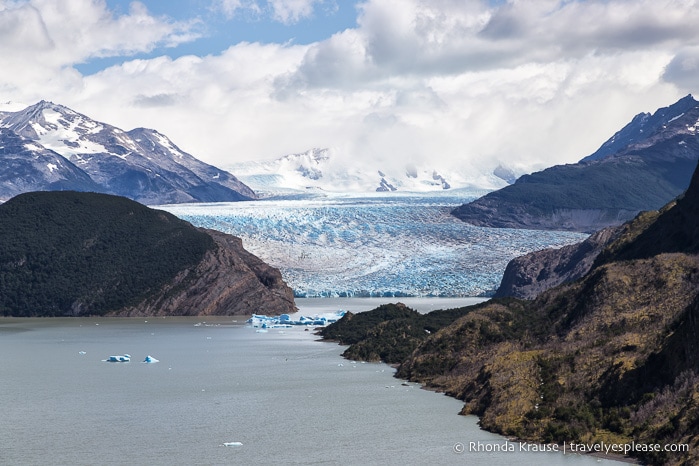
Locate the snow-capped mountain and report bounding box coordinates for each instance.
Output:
[453,94,699,232]
[228,148,507,197]
[0,101,255,204]
[582,94,699,162]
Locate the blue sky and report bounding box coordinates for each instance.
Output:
[75,0,359,75]
[1,0,698,183]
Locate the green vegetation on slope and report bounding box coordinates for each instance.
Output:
[319,302,497,364]
[452,147,698,231]
[322,165,699,465]
[0,191,215,316]
[487,159,688,211]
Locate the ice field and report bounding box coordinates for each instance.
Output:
[159,193,587,297]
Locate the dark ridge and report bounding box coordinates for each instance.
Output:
[0,191,214,316]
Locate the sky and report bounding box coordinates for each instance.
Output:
[1,0,698,180]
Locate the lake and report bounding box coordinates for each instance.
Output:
[1,298,625,465]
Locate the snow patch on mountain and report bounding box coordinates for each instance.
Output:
[0,101,255,204]
[582,94,698,162]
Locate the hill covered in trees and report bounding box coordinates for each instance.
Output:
[0,191,294,316]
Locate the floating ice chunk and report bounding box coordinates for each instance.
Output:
[78,351,86,355]
[106,354,130,362]
[247,310,347,328]
[223,442,243,447]
[143,355,159,363]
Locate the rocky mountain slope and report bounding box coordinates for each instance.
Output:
[452,95,699,232]
[115,228,296,317]
[0,101,255,204]
[0,191,294,317]
[494,226,622,299]
[323,162,699,465]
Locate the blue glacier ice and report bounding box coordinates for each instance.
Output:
[247,311,346,328]
[106,354,131,362]
[158,192,587,297]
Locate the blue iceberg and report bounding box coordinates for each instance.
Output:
[247,310,346,328]
[106,354,131,362]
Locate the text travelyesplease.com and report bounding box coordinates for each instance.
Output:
[453,440,690,456]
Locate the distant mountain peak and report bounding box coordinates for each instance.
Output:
[582,94,698,162]
[0,101,255,204]
[280,147,330,164]
[228,147,501,196]
[453,95,699,232]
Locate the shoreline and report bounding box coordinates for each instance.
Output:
[294,295,489,314]
[343,347,640,465]
[311,297,640,466]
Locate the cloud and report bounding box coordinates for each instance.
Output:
[133,93,180,108]
[211,0,330,24]
[76,42,312,162]
[663,46,699,92]
[0,0,200,99]
[2,0,698,188]
[280,0,699,92]
[0,0,199,64]
[252,0,697,176]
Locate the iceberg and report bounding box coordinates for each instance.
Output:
[106,354,131,362]
[246,310,346,328]
[143,355,159,363]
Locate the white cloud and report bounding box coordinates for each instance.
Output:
[0,0,200,99]
[663,46,699,91]
[281,0,699,91]
[1,0,698,188]
[0,0,198,64]
[268,0,327,23]
[212,0,329,24]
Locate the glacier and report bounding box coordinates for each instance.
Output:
[158,192,587,297]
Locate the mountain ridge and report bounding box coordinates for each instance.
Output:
[0,101,256,204]
[452,95,699,232]
[582,94,699,162]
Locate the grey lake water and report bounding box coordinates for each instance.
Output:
[1,298,624,466]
